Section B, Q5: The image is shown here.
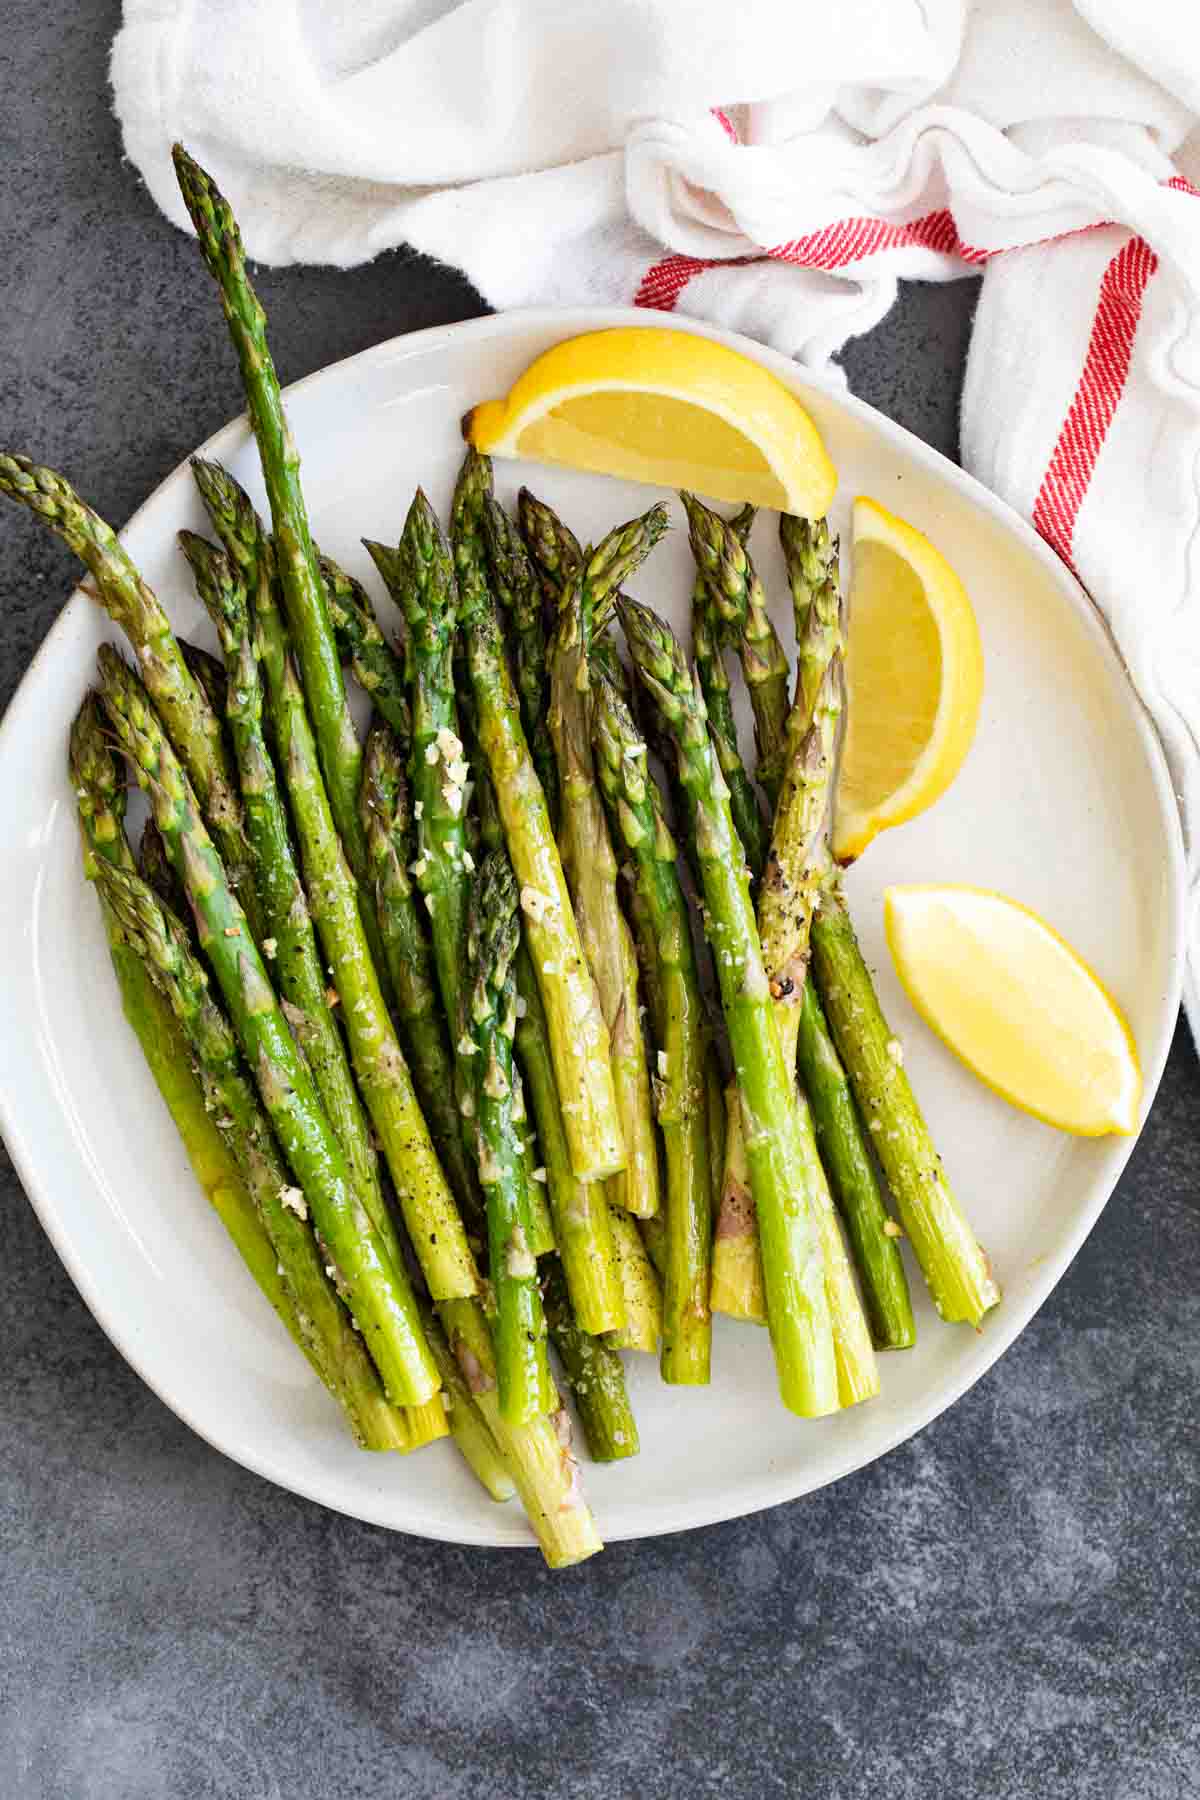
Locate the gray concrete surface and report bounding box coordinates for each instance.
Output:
[2,5,1197,1797]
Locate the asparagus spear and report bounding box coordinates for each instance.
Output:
[449,454,625,1183]
[605,1201,663,1354]
[593,676,712,1384]
[421,1305,516,1501]
[332,526,599,1540]
[706,527,879,1401]
[466,851,553,1425]
[682,495,767,878]
[96,855,431,1452]
[513,948,625,1333]
[322,549,413,757]
[456,692,558,1260]
[376,642,601,1547]
[704,1043,727,1223]
[359,720,479,1219]
[542,1259,639,1461]
[138,816,180,912]
[688,495,791,811]
[543,502,670,1219]
[638,1212,668,1281]
[482,496,558,826]
[179,638,229,722]
[780,512,839,727]
[178,527,389,1245]
[796,980,916,1349]
[776,515,915,1353]
[811,893,1000,1326]
[171,149,390,989]
[516,486,583,604]
[96,645,439,1405]
[363,506,481,1190]
[588,628,630,701]
[710,1084,766,1322]
[0,453,260,934]
[252,553,479,1302]
[619,598,837,1417]
[70,698,304,1349]
[439,1297,602,1566]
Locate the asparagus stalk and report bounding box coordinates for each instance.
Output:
[780,512,839,728]
[360,720,479,1219]
[638,1213,668,1281]
[364,507,484,1190]
[421,1305,516,1501]
[513,948,626,1333]
[96,855,430,1452]
[619,598,837,1417]
[710,1084,766,1322]
[682,495,767,878]
[542,1259,639,1461]
[386,653,599,1543]
[438,1297,602,1566]
[516,486,583,604]
[593,676,712,1384]
[482,496,558,826]
[252,554,479,1302]
[179,527,389,1244]
[704,1043,727,1223]
[711,528,879,1403]
[545,503,669,1219]
[179,638,229,722]
[689,495,791,811]
[450,454,625,1183]
[588,629,630,701]
[171,149,390,988]
[797,981,916,1349]
[70,698,304,1351]
[456,696,557,1259]
[776,515,915,1353]
[466,851,553,1425]
[811,892,1001,1326]
[0,453,260,934]
[322,549,413,757]
[605,1201,663,1353]
[138,816,180,912]
[96,646,439,1406]
[344,532,589,1531]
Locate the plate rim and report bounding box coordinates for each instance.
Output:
[0,303,1186,1547]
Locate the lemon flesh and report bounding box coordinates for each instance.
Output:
[834,497,983,863]
[467,327,836,516]
[885,884,1142,1136]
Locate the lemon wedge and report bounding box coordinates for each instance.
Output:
[884,884,1142,1135]
[833,497,983,863]
[465,327,836,515]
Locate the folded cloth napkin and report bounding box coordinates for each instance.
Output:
[112,0,1200,1031]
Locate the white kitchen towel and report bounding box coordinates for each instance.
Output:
[112,0,1200,1031]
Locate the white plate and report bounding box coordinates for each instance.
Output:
[0,309,1184,1549]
